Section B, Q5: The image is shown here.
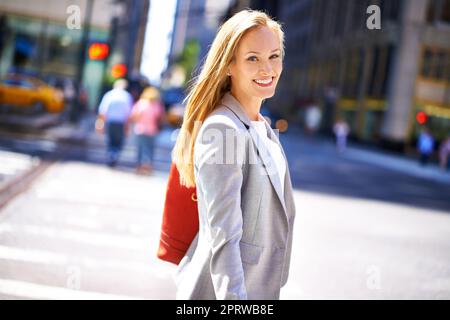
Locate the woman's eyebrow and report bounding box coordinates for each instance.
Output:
[245,48,281,54]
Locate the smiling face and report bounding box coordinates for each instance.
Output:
[229,25,283,103]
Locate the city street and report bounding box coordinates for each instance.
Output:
[0,123,449,299]
[1,0,449,302]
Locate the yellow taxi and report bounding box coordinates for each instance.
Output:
[0,74,65,113]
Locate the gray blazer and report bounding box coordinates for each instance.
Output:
[174,92,296,300]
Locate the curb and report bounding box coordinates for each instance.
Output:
[0,159,55,211]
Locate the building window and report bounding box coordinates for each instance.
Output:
[351,0,369,31]
[368,45,395,98]
[334,0,346,37]
[382,45,395,96]
[442,0,450,23]
[421,48,433,77]
[421,47,450,81]
[343,48,364,97]
[436,51,447,79]
[380,0,402,22]
[427,0,450,23]
[368,46,381,98]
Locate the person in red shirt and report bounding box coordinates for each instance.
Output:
[129,86,165,174]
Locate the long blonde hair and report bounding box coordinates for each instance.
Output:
[172,9,284,187]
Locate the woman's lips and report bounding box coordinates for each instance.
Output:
[253,77,274,87]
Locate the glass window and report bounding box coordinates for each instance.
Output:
[368,46,380,97]
[441,0,450,23]
[382,45,395,96]
[446,51,450,81]
[421,49,433,77]
[421,48,450,81]
[381,0,401,21]
[435,51,446,79]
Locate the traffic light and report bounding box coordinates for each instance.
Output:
[111,63,127,79]
[88,43,109,60]
[416,111,428,125]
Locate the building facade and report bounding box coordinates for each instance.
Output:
[0,0,149,114]
[166,0,232,86]
[231,0,450,148]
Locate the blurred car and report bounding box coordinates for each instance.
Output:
[45,74,76,101]
[0,73,65,113]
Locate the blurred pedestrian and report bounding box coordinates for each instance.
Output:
[333,118,350,153]
[417,127,435,166]
[129,86,165,174]
[439,135,450,171]
[96,79,133,167]
[305,103,321,135]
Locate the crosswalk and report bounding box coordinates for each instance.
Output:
[0,161,177,300]
[0,150,40,190]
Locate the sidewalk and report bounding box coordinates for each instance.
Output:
[43,112,175,171]
[343,147,450,185]
[284,126,450,186]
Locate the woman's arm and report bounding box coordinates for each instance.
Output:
[195,120,247,300]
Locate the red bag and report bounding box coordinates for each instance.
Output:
[157,163,199,265]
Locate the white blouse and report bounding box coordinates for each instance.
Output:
[251,114,286,195]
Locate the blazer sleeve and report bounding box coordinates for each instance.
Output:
[194,120,247,300]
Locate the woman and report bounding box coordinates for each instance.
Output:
[172,10,296,300]
[130,86,165,174]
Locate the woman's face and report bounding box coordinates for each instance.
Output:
[229,25,283,101]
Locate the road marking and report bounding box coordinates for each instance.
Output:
[0,245,175,277]
[0,278,144,300]
[0,245,68,265]
[0,223,151,250]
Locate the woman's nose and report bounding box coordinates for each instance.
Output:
[259,61,273,75]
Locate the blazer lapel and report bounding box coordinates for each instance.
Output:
[264,121,295,219]
[221,93,288,215]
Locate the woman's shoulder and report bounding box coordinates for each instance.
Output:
[201,104,246,132]
[195,104,249,151]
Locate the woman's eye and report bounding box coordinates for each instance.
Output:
[247,56,258,62]
[270,54,280,59]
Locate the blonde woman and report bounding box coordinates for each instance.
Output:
[172,10,296,300]
[130,87,165,174]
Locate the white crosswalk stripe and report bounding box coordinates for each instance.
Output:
[0,279,144,300]
[0,151,39,183]
[0,161,177,299]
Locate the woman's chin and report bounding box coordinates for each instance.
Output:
[256,90,276,99]
[253,85,277,99]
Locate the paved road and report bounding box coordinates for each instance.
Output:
[0,124,449,299]
[1,123,449,212]
[0,160,449,299]
[0,162,176,299]
[282,128,450,212]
